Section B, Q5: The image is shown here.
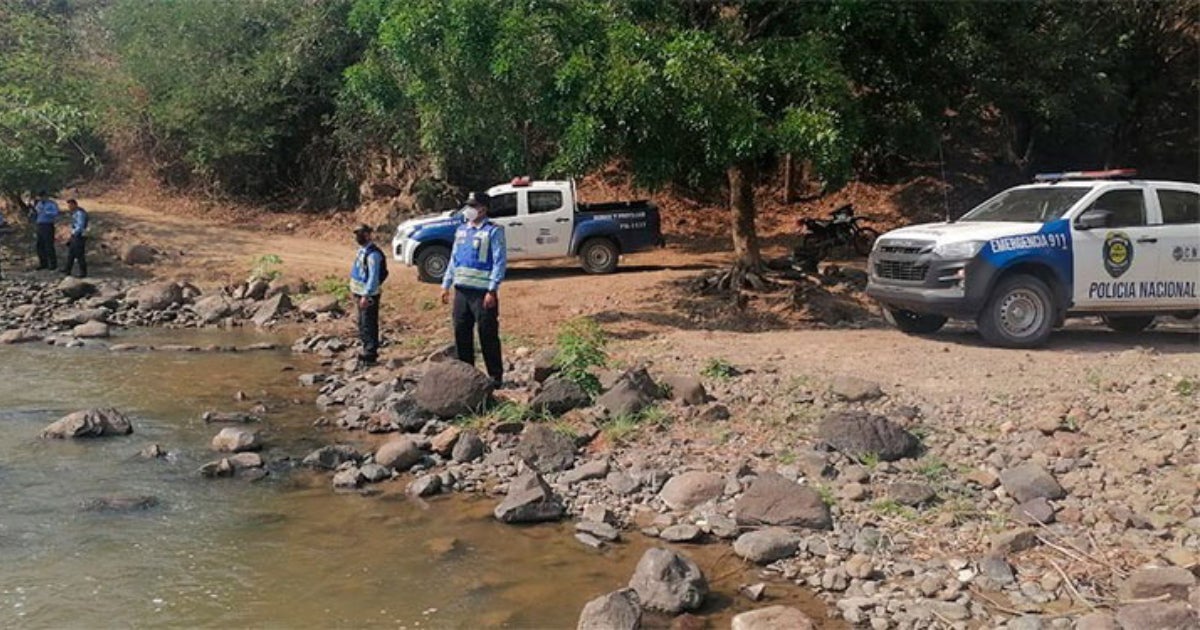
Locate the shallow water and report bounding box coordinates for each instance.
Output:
[0,328,829,628]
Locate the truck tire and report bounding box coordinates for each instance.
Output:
[883,308,947,334]
[1102,315,1156,333]
[416,245,451,284]
[579,238,619,274]
[977,274,1055,348]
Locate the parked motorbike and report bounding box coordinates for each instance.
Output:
[791,203,879,272]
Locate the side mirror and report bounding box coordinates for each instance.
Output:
[1075,209,1112,230]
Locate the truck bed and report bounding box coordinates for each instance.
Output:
[577,200,653,214]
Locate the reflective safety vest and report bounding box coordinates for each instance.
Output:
[349,243,384,296]
[450,221,503,291]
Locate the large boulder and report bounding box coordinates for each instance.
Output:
[41,408,134,438]
[121,243,156,265]
[658,471,725,511]
[0,329,42,344]
[659,373,707,406]
[733,527,803,564]
[596,367,661,418]
[493,471,564,523]
[731,606,817,630]
[128,282,183,311]
[627,548,708,614]
[999,463,1066,503]
[210,427,261,453]
[414,361,493,418]
[529,375,590,416]
[734,472,833,530]
[532,348,559,383]
[577,589,641,630]
[252,293,292,327]
[59,276,96,300]
[72,321,110,339]
[298,294,341,315]
[192,295,233,324]
[514,424,577,473]
[375,436,424,471]
[817,410,919,462]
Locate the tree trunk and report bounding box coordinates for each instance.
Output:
[728,162,762,271]
[782,153,793,204]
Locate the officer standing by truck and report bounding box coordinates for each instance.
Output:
[440,192,507,387]
[32,191,59,270]
[349,224,386,365]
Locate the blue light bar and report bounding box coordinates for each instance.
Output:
[1034,169,1137,182]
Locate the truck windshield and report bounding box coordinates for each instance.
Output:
[959,188,1088,223]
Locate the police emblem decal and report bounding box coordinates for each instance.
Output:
[1102,232,1133,278]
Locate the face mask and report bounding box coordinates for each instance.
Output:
[463,207,479,223]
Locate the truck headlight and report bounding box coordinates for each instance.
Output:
[933,241,984,259]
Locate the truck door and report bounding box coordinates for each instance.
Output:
[487,191,524,255]
[520,189,572,259]
[1071,187,1163,310]
[1150,187,1200,309]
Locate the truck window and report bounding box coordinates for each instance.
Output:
[528,191,564,214]
[959,188,1087,222]
[491,192,518,219]
[1088,189,1145,227]
[1157,190,1200,225]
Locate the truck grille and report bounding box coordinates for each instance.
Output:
[875,260,929,282]
[878,244,927,255]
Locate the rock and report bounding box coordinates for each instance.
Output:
[451,430,485,463]
[730,606,816,630]
[58,276,96,300]
[529,375,590,416]
[302,445,362,470]
[582,504,616,525]
[408,474,443,497]
[990,528,1039,556]
[0,329,42,344]
[1074,612,1119,630]
[198,458,235,478]
[660,524,702,543]
[739,583,767,602]
[514,424,577,474]
[733,527,802,564]
[596,367,661,418]
[659,374,707,406]
[211,427,261,452]
[41,408,134,438]
[576,532,606,549]
[576,520,621,542]
[192,295,233,324]
[698,403,731,422]
[374,436,423,471]
[888,482,936,506]
[577,589,641,630]
[829,375,883,402]
[627,548,708,614]
[54,307,109,326]
[964,468,1000,489]
[845,554,874,579]
[298,294,341,315]
[252,293,292,327]
[414,361,493,418]
[244,279,270,301]
[658,471,726,511]
[227,452,263,469]
[532,348,559,383]
[999,463,1065,503]
[430,426,461,456]
[817,410,918,462]
[979,554,1015,585]
[1120,567,1196,601]
[121,243,155,265]
[139,443,167,459]
[1007,615,1045,630]
[1011,497,1056,524]
[494,471,564,523]
[1115,602,1194,630]
[80,495,159,512]
[201,411,259,424]
[332,467,365,490]
[359,463,391,483]
[128,282,183,311]
[734,472,832,530]
[562,459,611,485]
[70,321,109,338]
[377,396,432,432]
[607,472,642,496]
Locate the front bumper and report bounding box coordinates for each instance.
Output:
[866,250,996,319]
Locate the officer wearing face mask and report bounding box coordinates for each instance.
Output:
[440,192,507,388]
[349,224,387,365]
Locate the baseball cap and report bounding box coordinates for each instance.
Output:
[352,224,373,234]
[466,192,490,208]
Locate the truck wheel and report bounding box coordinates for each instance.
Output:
[580,238,619,274]
[1102,315,1156,333]
[977,274,1055,348]
[416,245,450,284]
[883,308,947,334]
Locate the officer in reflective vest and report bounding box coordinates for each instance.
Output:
[349,224,385,365]
[440,191,507,387]
[62,199,89,277]
[32,191,60,271]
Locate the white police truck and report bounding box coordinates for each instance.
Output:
[867,170,1200,347]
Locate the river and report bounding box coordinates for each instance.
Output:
[0,328,828,628]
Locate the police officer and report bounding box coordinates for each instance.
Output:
[440,192,507,387]
[62,199,89,277]
[32,191,60,270]
[349,224,385,365]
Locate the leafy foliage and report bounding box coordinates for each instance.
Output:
[553,317,608,397]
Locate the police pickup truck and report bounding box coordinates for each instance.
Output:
[393,178,663,282]
[867,170,1199,347]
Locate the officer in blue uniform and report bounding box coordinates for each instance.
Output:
[32,191,60,270]
[349,224,385,365]
[440,192,507,387]
[62,199,89,277]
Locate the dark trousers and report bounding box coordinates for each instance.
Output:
[453,288,503,383]
[35,223,56,270]
[64,235,87,277]
[356,294,380,361]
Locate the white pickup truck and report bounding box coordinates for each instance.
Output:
[392,179,664,282]
[867,170,1200,347]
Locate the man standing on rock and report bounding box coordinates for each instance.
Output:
[349,224,386,365]
[440,191,507,388]
[32,191,59,271]
[61,199,89,278]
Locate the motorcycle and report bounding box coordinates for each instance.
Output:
[791,203,879,272]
